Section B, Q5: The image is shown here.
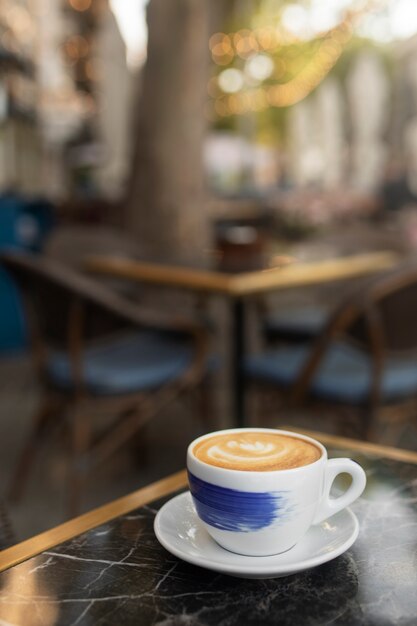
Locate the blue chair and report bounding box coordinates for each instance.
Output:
[0,193,54,354]
[246,260,417,440]
[1,252,211,514]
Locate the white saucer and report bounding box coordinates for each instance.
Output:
[154,492,359,579]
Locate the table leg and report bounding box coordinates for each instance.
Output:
[232,298,246,428]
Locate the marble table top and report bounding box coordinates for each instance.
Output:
[0,439,416,625]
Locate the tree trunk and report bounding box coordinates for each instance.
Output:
[127,0,210,263]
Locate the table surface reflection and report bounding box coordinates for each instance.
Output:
[0,430,416,626]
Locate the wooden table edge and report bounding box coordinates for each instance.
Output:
[85,251,399,297]
[230,252,400,296]
[2,428,416,573]
[85,256,236,295]
[0,470,187,574]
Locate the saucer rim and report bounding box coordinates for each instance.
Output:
[153,491,359,577]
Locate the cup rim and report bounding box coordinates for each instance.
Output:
[187,427,327,476]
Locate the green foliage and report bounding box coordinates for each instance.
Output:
[329,36,393,82]
[210,1,393,145]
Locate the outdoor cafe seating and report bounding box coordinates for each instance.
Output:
[2,0,417,623]
[246,258,417,442]
[1,252,211,516]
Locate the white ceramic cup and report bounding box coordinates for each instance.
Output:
[187,428,366,557]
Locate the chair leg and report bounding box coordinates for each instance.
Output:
[196,375,216,433]
[85,386,184,471]
[0,500,15,550]
[7,397,59,503]
[249,384,264,428]
[362,407,380,442]
[131,420,150,467]
[252,385,286,428]
[68,405,92,518]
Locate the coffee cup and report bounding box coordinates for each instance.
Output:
[186,428,366,557]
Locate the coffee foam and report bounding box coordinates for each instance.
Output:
[192,432,321,471]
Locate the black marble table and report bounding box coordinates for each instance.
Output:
[1,430,417,626]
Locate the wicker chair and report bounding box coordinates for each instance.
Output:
[246,259,417,441]
[1,252,211,515]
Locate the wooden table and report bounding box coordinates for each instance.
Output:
[1,429,417,625]
[86,251,398,427]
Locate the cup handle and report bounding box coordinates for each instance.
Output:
[313,458,366,525]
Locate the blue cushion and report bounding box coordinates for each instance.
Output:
[245,342,417,405]
[264,306,326,341]
[47,330,194,395]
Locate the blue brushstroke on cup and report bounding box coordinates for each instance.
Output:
[188,472,292,532]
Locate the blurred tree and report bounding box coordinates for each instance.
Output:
[127,0,211,262]
[126,0,240,262]
[129,0,330,259]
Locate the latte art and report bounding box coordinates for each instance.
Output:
[193,432,321,471]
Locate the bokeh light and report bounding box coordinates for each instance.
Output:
[245,54,275,82]
[218,69,244,94]
[281,5,309,38]
[68,0,92,12]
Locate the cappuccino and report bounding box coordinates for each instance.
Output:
[187,428,366,556]
[192,431,321,471]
